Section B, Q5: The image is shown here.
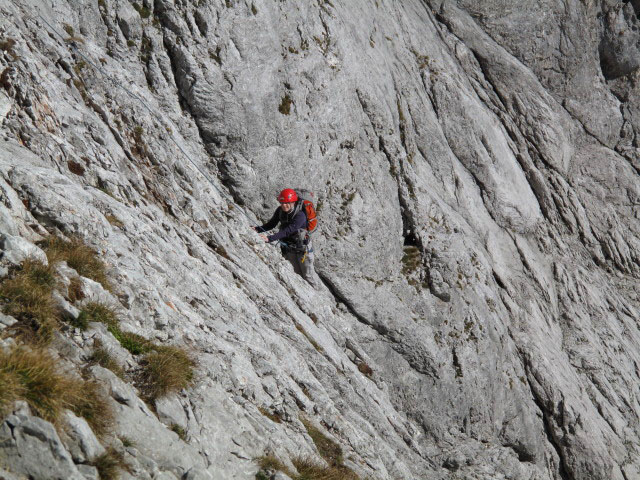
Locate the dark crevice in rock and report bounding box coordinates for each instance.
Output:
[519,355,572,480]
[451,347,462,378]
[492,271,507,291]
[316,271,382,332]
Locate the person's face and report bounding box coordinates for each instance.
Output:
[281,202,294,212]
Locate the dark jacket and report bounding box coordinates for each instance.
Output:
[257,203,307,244]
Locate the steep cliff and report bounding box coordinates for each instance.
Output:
[0,0,639,479]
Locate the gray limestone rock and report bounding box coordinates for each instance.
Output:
[0,312,17,327]
[0,234,47,267]
[0,469,24,480]
[60,410,105,463]
[0,0,638,479]
[155,394,188,431]
[76,464,99,480]
[0,414,84,480]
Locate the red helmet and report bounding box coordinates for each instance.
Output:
[278,188,298,203]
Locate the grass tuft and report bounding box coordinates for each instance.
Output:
[0,346,113,434]
[170,423,186,440]
[120,436,135,447]
[88,343,124,378]
[77,302,119,330]
[68,380,114,438]
[115,331,154,355]
[300,417,343,467]
[139,346,195,400]
[278,94,293,115]
[292,456,360,480]
[67,276,85,303]
[41,236,111,291]
[356,362,373,377]
[78,302,153,354]
[0,259,59,342]
[257,454,288,472]
[91,446,126,480]
[258,406,283,423]
[255,454,361,480]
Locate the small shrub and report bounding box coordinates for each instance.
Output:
[67,160,85,176]
[139,345,194,400]
[91,447,126,480]
[401,246,421,276]
[105,214,124,228]
[41,236,111,291]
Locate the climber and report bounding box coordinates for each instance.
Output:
[253,188,318,288]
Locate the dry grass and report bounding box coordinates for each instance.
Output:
[70,380,114,438]
[91,446,126,480]
[139,346,195,400]
[256,455,361,480]
[295,323,324,353]
[0,368,24,410]
[292,457,360,480]
[300,417,343,467]
[0,259,60,342]
[401,246,421,276]
[67,276,85,303]
[258,406,283,423]
[256,455,291,479]
[356,362,373,378]
[41,236,111,291]
[0,346,113,434]
[88,343,124,379]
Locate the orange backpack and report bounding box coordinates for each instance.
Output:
[295,189,318,234]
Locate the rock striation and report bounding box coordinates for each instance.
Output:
[0,0,639,479]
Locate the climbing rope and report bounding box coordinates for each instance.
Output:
[30,12,257,226]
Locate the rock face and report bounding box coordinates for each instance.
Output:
[0,0,639,479]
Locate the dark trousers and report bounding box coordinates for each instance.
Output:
[283,246,318,288]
